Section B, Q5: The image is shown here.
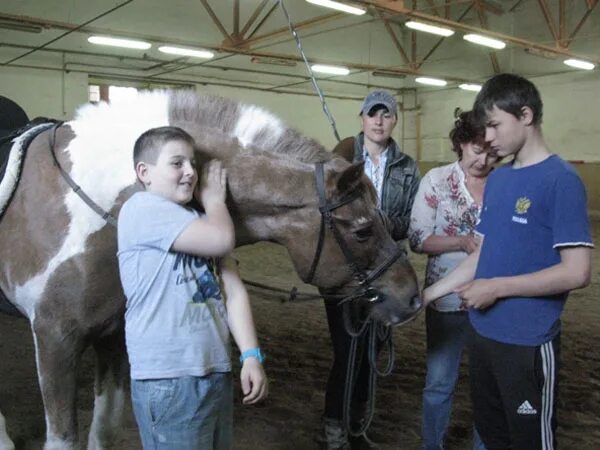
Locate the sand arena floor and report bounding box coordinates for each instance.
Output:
[1,221,599,449]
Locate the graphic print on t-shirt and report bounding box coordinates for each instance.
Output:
[173,253,222,303]
[173,253,226,329]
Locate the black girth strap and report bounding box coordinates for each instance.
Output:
[48,122,118,227]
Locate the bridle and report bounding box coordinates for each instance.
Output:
[305,162,406,302]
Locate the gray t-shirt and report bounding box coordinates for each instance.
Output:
[117,191,231,380]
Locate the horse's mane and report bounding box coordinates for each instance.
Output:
[167,90,333,164]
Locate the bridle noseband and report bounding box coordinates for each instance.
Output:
[305,162,405,302]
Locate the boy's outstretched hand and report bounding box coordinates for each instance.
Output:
[196,160,227,209]
[240,357,268,405]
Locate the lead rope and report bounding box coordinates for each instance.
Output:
[278,0,341,143]
[341,302,395,439]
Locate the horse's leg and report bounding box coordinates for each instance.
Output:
[0,411,15,450]
[32,320,84,450]
[87,329,128,450]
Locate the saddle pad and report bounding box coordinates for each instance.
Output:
[0,119,58,220]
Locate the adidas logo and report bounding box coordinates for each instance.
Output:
[517,400,537,415]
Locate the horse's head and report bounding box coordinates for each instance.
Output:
[284,158,422,326]
[179,115,421,326]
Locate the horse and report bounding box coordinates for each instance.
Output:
[0,90,421,450]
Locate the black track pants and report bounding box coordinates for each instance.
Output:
[468,327,560,450]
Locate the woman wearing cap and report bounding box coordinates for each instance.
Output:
[408,109,498,450]
[322,90,421,449]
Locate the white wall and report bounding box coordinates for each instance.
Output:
[410,71,600,163]
[0,66,88,120]
[1,66,599,163]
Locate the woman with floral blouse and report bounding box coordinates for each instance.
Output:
[409,110,499,450]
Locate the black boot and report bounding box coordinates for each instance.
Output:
[319,417,351,450]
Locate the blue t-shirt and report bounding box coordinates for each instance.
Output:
[117,191,231,379]
[472,155,593,346]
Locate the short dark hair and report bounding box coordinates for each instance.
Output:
[449,109,485,159]
[133,126,195,168]
[473,73,543,126]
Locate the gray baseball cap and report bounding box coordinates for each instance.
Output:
[359,90,397,116]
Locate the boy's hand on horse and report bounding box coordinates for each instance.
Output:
[240,357,268,405]
[197,159,227,210]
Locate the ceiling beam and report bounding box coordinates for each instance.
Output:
[246,1,278,40]
[357,0,600,64]
[474,0,500,73]
[567,0,599,45]
[377,10,412,67]
[479,0,504,16]
[240,0,269,37]
[559,0,566,46]
[2,0,134,66]
[509,0,525,12]
[242,13,344,48]
[233,0,240,37]
[416,2,473,69]
[537,0,559,45]
[199,0,232,43]
[424,0,441,16]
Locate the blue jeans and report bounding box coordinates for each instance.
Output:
[131,373,233,450]
[421,308,485,450]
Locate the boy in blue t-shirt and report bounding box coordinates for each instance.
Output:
[424,74,593,450]
[117,126,267,449]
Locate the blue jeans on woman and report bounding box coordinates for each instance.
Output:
[421,308,485,450]
[131,372,233,450]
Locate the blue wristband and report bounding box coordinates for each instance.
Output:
[240,347,265,364]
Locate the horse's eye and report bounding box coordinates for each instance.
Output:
[354,226,373,242]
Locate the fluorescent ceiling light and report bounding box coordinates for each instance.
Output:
[311,64,350,75]
[463,33,506,49]
[159,46,214,59]
[415,77,447,86]
[459,83,482,92]
[305,0,366,16]
[405,21,454,37]
[88,36,151,50]
[564,58,595,70]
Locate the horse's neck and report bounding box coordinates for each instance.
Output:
[226,154,319,245]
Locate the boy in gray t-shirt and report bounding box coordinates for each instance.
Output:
[118,126,267,449]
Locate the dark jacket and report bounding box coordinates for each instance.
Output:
[333,133,421,241]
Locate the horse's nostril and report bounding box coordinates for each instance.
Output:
[410,295,422,310]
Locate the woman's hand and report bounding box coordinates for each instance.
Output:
[460,234,480,254]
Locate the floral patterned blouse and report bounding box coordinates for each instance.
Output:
[408,161,482,312]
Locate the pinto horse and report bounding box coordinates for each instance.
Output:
[0,90,421,449]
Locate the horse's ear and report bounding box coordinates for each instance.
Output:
[335,162,365,195]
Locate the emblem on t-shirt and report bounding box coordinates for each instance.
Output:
[514,197,531,214]
[512,197,531,224]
